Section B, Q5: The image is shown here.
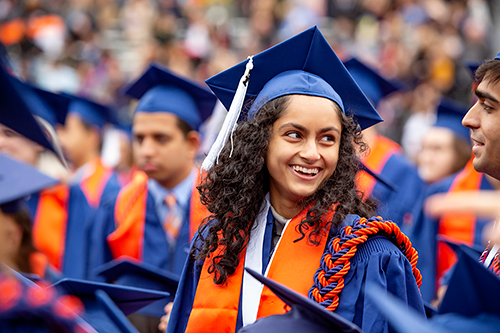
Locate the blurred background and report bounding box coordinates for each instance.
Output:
[0,0,498,160]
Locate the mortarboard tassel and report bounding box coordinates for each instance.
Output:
[35,115,69,170]
[201,56,254,171]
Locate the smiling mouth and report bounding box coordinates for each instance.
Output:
[291,165,320,177]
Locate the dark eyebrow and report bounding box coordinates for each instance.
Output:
[278,122,340,135]
[475,88,500,104]
[318,126,340,135]
[279,122,308,133]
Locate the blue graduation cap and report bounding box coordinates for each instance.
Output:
[365,283,500,333]
[31,86,71,126]
[50,278,170,317]
[464,60,481,78]
[439,246,500,318]
[0,154,58,213]
[94,259,179,317]
[8,78,69,127]
[0,63,56,153]
[436,235,484,258]
[241,268,362,333]
[63,93,116,129]
[359,162,399,193]
[495,52,500,60]
[122,62,217,131]
[0,276,94,333]
[343,57,404,107]
[433,97,471,142]
[202,26,383,170]
[206,27,382,130]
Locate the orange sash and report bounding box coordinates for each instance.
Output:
[32,184,69,271]
[80,158,113,208]
[108,171,149,260]
[189,170,211,240]
[185,205,332,333]
[436,160,483,284]
[357,134,402,198]
[29,252,49,278]
[108,169,209,260]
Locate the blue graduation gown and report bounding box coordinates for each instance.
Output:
[409,173,494,302]
[371,153,425,229]
[25,184,93,279]
[167,214,424,333]
[100,172,122,205]
[86,187,193,280]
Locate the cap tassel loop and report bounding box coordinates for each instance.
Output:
[201,56,254,171]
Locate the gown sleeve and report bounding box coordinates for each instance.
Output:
[334,235,425,333]
[85,196,117,280]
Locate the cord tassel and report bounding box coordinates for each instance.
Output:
[201,56,254,171]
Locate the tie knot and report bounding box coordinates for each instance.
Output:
[165,193,177,208]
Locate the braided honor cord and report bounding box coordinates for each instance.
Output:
[309,216,422,311]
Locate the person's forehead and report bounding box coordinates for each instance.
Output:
[477,79,500,101]
[132,112,181,133]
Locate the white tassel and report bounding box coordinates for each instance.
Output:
[34,115,70,170]
[201,56,254,171]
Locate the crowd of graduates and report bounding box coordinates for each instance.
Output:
[1,1,500,333]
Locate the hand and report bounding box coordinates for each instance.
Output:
[158,302,173,333]
[424,191,500,219]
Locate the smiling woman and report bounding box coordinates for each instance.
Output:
[165,27,425,333]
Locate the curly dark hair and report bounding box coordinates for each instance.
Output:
[194,95,377,284]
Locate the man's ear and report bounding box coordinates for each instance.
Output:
[186,131,200,157]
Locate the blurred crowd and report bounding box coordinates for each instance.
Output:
[0,0,496,157]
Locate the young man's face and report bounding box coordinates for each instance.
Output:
[133,112,199,189]
[57,113,100,168]
[463,79,500,180]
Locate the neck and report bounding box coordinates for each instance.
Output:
[361,126,378,147]
[157,163,193,190]
[74,151,99,169]
[269,191,303,220]
[486,175,500,190]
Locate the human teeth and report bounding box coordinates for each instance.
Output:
[292,166,319,175]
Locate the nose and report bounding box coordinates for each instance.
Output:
[299,138,320,163]
[138,136,156,158]
[462,102,480,130]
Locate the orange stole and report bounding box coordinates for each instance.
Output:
[185,206,332,333]
[108,169,209,260]
[80,158,113,207]
[108,171,149,261]
[189,170,211,240]
[357,134,402,198]
[32,184,69,271]
[436,160,483,285]
[29,252,49,278]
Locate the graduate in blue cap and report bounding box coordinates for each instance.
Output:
[344,57,425,228]
[409,52,500,303]
[408,97,497,303]
[87,62,216,276]
[417,97,472,184]
[57,94,122,208]
[165,26,424,333]
[86,62,216,330]
[0,65,94,280]
[0,154,62,281]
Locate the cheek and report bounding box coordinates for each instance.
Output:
[324,147,340,174]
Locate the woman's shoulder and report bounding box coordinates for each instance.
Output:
[331,214,415,262]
